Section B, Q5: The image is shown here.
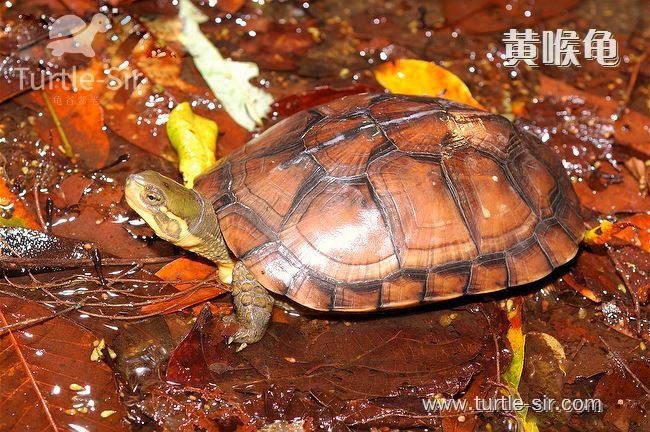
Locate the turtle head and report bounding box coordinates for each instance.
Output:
[125,170,208,248]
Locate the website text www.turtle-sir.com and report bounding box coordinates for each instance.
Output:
[422,395,604,414]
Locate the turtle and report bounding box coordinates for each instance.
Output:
[125,93,584,350]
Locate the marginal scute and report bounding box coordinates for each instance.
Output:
[332,281,381,311]
[380,274,426,308]
[204,93,582,311]
[467,254,508,294]
[535,220,578,267]
[425,263,471,300]
[242,242,302,295]
[505,238,552,287]
[285,272,334,311]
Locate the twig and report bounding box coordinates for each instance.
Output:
[618,48,649,116]
[44,198,53,231]
[0,255,176,270]
[0,236,22,258]
[32,183,47,231]
[0,301,83,336]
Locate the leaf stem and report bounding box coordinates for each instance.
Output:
[41,89,74,159]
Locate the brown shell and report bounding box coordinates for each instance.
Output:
[195,93,583,311]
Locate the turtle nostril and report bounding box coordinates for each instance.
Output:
[126,174,146,188]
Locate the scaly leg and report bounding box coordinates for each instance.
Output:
[227,261,274,351]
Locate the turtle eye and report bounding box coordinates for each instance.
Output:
[144,190,163,205]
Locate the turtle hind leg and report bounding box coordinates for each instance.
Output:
[227,261,274,351]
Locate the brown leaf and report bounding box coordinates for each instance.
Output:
[538,76,650,156]
[443,0,581,34]
[165,303,511,429]
[140,256,227,315]
[0,297,127,431]
[270,83,378,122]
[18,81,110,169]
[594,361,650,431]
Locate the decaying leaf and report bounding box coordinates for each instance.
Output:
[167,102,219,187]
[163,303,510,429]
[585,220,634,246]
[0,227,90,263]
[374,59,484,109]
[519,332,568,428]
[178,0,274,131]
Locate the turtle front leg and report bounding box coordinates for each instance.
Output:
[227,261,274,351]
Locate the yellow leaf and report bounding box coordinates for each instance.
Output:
[501,298,539,432]
[584,219,636,247]
[374,59,484,109]
[167,102,218,188]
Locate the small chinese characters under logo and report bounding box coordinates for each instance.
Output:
[503,29,619,68]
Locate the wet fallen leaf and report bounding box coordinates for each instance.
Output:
[585,220,636,247]
[374,59,484,109]
[166,305,233,386]
[0,297,127,431]
[585,216,650,252]
[519,332,568,428]
[164,303,510,429]
[0,181,40,230]
[179,0,274,130]
[0,227,90,263]
[236,22,316,72]
[538,76,650,156]
[443,0,581,34]
[594,360,650,431]
[141,256,226,315]
[270,83,378,121]
[614,214,650,253]
[501,297,539,432]
[18,81,110,169]
[167,102,219,187]
[624,157,648,193]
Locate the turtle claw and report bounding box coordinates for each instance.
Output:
[226,335,248,352]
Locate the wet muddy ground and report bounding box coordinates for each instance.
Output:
[0,0,649,430]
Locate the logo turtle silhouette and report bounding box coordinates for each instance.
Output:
[46,13,110,57]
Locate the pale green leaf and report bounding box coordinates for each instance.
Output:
[178,0,274,131]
